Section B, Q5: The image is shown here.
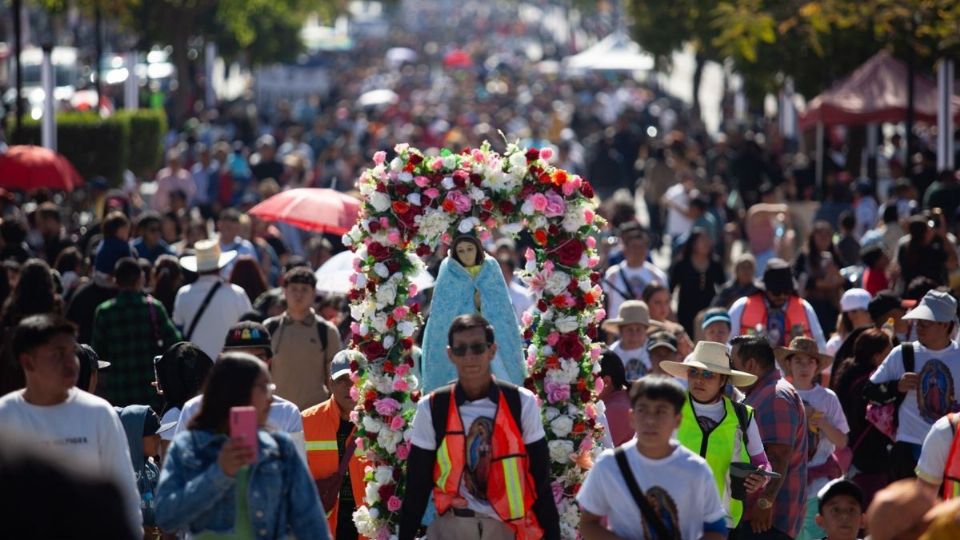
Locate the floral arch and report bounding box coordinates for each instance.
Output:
[342,141,607,539]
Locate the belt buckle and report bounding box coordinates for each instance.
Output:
[451,508,477,518]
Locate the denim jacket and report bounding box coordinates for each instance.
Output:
[156,429,330,540]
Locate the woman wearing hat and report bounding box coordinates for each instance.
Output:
[776,337,850,540]
[660,341,770,531]
[825,289,874,358]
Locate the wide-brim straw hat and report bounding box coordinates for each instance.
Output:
[775,336,832,373]
[660,341,758,387]
[180,238,238,273]
[602,300,663,335]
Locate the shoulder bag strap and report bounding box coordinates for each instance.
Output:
[430,387,453,449]
[903,342,915,373]
[185,281,223,341]
[617,264,638,299]
[731,400,752,449]
[614,448,677,540]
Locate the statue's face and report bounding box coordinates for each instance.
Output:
[455,241,479,267]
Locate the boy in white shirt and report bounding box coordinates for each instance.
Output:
[602,301,663,382]
[578,375,726,540]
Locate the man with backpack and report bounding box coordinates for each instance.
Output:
[399,314,559,540]
[867,290,960,481]
[264,266,342,410]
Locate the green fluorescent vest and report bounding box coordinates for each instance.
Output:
[677,394,752,527]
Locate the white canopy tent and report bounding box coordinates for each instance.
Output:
[563,32,654,73]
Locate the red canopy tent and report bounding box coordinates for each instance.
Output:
[798,50,960,130]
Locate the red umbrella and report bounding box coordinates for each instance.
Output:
[0,145,84,192]
[443,49,473,69]
[248,188,360,235]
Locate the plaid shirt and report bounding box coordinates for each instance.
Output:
[92,291,181,407]
[743,368,808,537]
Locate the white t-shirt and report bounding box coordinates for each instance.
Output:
[870,342,960,444]
[175,393,306,460]
[577,441,726,540]
[825,334,843,357]
[689,399,765,457]
[916,414,956,486]
[664,184,693,239]
[410,385,544,520]
[796,386,849,496]
[603,261,669,322]
[507,280,534,323]
[172,276,253,361]
[159,407,181,442]
[611,340,651,382]
[0,388,143,533]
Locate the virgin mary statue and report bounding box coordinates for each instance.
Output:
[420,234,526,392]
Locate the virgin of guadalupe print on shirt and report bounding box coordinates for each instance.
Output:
[917,359,957,423]
[640,486,680,540]
[463,416,494,500]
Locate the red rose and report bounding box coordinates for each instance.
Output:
[523,328,534,340]
[536,299,549,312]
[410,302,421,314]
[392,201,411,215]
[368,242,391,262]
[368,220,381,234]
[586,325,598,340]
[378,483,395,501]
[364,398,376,411]
[590,271,601,284]
[349,360,359,371]
[416,244,433,257]
[363,340,386,358]
[386,260,401,274]
[401,338,414,350]
[395,184,410,197]
[470,173,483,187]
[555,239,585,266]
[538,172,552,184]
[499,200,515,214]
[555,333,585,360]
[579,390,591,402]
[365,390,378,402]
[452,170,469,188]
[375,183,388,193]
[581,181,595,198]
[571,422,586,434]
[525,148,540,161]
[548,224,559,236]
[566,278,580,294]
[409,153,423,165]
[481,199,494,211]
[533,230,548,246]
[383,361,395,374]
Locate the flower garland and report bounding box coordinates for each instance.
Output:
[343,141,606,539]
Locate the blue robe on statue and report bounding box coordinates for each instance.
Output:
[420,255,526,392]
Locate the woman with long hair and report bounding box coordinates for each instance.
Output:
[668,228,725,336]
[229,255,269,305]
[1,258,60,328]
[155,353,329,539]
[832,329,893,507]
[793,221,844,335]
[151,255,183,316]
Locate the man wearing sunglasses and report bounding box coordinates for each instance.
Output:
[400,314,560,540]
[729,258,826,351]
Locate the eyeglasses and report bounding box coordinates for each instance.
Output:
[687,367,717,380]
[450,342,489,357]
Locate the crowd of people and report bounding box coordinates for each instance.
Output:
[4,2,960,540]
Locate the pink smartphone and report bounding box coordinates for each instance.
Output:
[229,406,258,464]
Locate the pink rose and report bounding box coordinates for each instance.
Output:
[349,386,360,401]
[590,344,602,360]
[530,193,549,212]
[355,438,364,451]
[395,363,410,377]
[430,157,444,171]
[579,436,594,454]
[540,147,554,161]
[551,481,564,505]
[390,415,405,431]
[393,379,410,392]
[546,332,560,347]
[373,151,386,165]
[562,175,582,197]
[445,191,472,213]
[414,175,430,187]
[593,377,604,396]
[374,397,401,417]
[393,306,410,319]
[424,187,440,200]
[521,311,534,327]
[387,230,401,244]
[587,255,600,268]
[585,402,597,420]
[350,322,360,335]
[408,284,418,297]
[586,236,596,249]
[594,309,607,324]
[584,208,595,224]
[525,248,535,262]
[387,496,402,512]
[543,192,566,217]
[396,442,411,460]
[479,229,492,242]
[350,410,360,423]
[377,527,391,540]
[545,381,571,404]
[379,217,390,228]
[472,149,485,162]
[543,260,555,273]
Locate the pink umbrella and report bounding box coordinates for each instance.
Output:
[443,49,473,69]
[248,188,360,235]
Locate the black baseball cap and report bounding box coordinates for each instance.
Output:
[223,321,272,354]
[868,290,915,322]
[817,479,864,513]
[646,331,678,353]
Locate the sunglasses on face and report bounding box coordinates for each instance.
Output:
[450,342,489,357]
[687,367,717,380]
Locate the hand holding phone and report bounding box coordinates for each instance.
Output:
[228,406,258,467]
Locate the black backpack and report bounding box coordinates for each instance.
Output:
[429,380,522,448]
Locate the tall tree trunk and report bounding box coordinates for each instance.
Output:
[692,52,706,123]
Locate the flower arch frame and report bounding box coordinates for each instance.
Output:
[343,141,607,539]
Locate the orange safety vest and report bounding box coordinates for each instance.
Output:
[302,397,367,538]
[941,413,960,499]
[432,385,543,540]
[740,293,812,346]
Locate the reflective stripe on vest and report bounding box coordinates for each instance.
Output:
[942,413,960,499]
[677,395,751,526]
[304,440,338,452]
[740,293,811,345]
[501,457,525,520]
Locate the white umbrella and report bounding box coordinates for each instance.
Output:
[386,47,418,67]
[357,88,399,108]
[315,250,435,294]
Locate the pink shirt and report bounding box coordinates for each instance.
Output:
[152,167,196,211]
[601,389,635,446]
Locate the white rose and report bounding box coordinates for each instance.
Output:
[357,323,369,337]
[389,157,403,171]
[555,315,579,333]
[353,507,378,538]
[374,466,393,485]
[354,272,368,289]
[562,204,586,233]
[365,482,381,504]
[441,176,455,190]
[578,278,592,292]
[520,199,536,216]
[378,429,402,453]
[376,282,398,306]
[383,334,395,349]
[508,150,527,171]
[543,406,561,422]
[375,375,395,395]
[442,155,457,169]
[468,187,485,202]
[362,416,383,434]
[500,222,523,236]
[458,217,480,234]
[397,321,417,338]
[407,193,422,206]
[374,263,389,279]
[371,314,389,333]
[398,172,413,183]
[550,415,574,438]
[545,271,570,296]
[369,191,391,212]
[548,440,574,464]
[350,304,365,322]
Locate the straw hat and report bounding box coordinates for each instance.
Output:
[775,337,832,373]
[660,341,757,387]
[601,300,663,335]
[180,238,238,273]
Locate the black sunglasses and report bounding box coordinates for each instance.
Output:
[450,342,489,357]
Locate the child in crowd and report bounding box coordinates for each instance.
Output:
[602,300,659,382]
[815,479,864,540]
[116,405,168,538]
[777,337,850,540]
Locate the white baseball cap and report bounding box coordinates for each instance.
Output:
[840,288,871,313]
